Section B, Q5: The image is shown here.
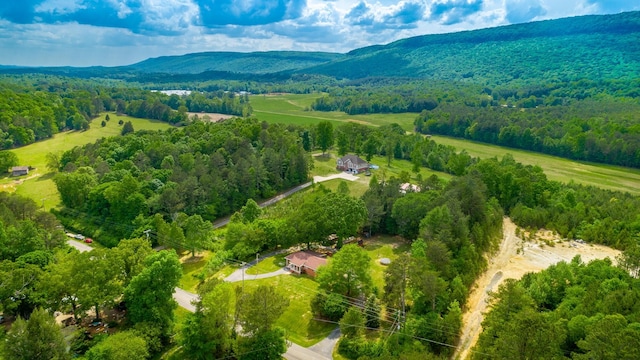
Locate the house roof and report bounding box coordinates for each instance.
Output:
[285,251,327,271]
[11,166,29,171]
[338,154,368,166]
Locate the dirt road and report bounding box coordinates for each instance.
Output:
[455,218,620,359]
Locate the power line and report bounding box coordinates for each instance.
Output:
[312,317,491,357]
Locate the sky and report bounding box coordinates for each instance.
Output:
[0,0,638,67]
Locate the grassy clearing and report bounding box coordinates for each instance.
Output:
[246,254,286,275]
[251,94,418,131]
[318,178,370,198]
[179,252,212,292]
[312,153,451,196]
[238,274,336,347]
[431,135,640,194]
[311,153,339,176]
[1,112,172,207]
[363,236,412,292]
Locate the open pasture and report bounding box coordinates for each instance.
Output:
[251,93,418,131]
[1,113,172,208]
[431,135,640,195]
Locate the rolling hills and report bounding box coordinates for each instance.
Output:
[1,11,639,87]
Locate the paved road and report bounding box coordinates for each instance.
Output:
[225,267,290,283]
[67,239,93,252]
[284,343,332,360]
[308,327,341,358]
[173,287,198,312]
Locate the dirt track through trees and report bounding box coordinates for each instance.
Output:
[454,218,621,359]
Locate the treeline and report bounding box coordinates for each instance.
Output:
[0,75,252,149]
[53,118,310,245]
[415,100,640,168]
[474,256,640,359]
[311,90,438,114]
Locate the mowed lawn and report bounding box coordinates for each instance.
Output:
[362,236,411,292]
[251,94,418,131]
[238,274,337,347]
[431,135,640,195]
[1,112,172,208]
[312,153,452,191]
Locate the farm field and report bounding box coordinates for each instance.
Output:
[251,93,418,131]
[252,94,640,195]
[431,135,640,195]
[0,113,172,208]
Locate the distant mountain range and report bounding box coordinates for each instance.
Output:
[3,11,640,86]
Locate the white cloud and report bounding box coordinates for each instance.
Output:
[1,0,639,66]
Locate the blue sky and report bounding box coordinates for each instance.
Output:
[0,0,638,67]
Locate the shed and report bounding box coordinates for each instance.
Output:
[11,166,29,177]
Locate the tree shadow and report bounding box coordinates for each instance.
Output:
[37,172,56,181]
[314,154,333,162]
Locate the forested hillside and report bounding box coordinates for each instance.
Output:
[305,11,640,85]
[2,11,638,89]
[129,51,344,74]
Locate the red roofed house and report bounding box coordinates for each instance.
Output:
[285,251,327,277]
[336,154,369,174]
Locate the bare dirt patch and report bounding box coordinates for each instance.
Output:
[455,218,620,359]
[188,112,234,122]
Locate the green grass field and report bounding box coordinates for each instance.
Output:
[251,94,418,131]
[246,254,287,275]
[1,113,172,208]
[252,94,640,195]
[431,135,640,194]
[363,236,412,292]
[238,274,336,347]
[179,252,212,292]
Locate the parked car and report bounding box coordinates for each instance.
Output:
[74,234,85,240]
[84,238,93,243]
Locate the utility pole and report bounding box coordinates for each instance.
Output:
[241,262,246,291]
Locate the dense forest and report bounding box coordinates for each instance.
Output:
[53,118,310,246]
[474,255,640,359]
[414,100,640,168]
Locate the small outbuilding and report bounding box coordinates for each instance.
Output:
[11,166,29,177]
[284,251,327,277]
[336,154,369,174]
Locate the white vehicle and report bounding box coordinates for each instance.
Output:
[74,234,86,240]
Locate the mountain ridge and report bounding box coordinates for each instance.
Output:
[2,11,639,86]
